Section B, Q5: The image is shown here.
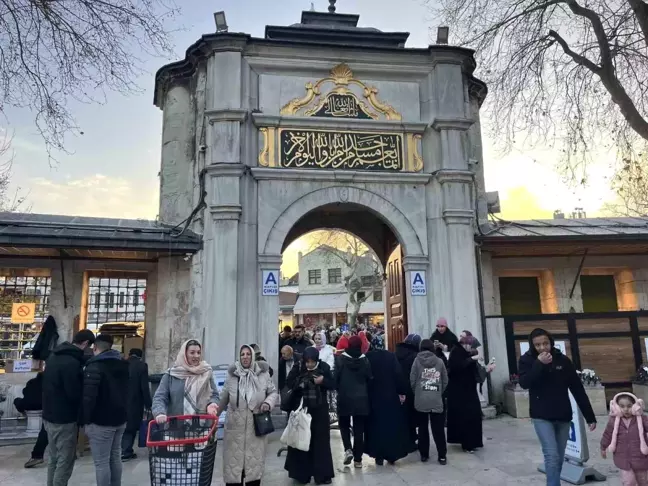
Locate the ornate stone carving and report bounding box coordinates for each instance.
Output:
[280,63,402,121]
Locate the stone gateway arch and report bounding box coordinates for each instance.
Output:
[151,8,488,372]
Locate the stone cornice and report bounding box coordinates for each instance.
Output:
[209,205,242,221]
[205,109,248,124]
[251,167,432,184]
[402,255,429,271]
[205,164,246,178]
[434,169,474,184]
[251,113,428,133]
[443,209,474,225]
[258,253,283,269]
[431,117,474,131]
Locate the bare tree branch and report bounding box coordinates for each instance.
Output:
[0,0,179,161]
[428,0,648,184]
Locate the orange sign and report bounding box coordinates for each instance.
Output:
[11,303,36,324]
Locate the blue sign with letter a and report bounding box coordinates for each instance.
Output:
[410,271,427,296]
[262,270,279,296]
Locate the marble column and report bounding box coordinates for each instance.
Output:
[258,253,282,383]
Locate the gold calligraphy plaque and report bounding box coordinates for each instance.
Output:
[279,128,404,171]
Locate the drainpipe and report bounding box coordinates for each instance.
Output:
[474,242,493,403]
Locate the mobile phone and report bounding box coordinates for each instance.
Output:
[489,357,496,365]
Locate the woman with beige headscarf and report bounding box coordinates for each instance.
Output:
[152,339,219,422]
[219,344,278,486]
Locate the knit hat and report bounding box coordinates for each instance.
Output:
[420,339,436,352]
[404,333,422,348]
[607,392,648,455]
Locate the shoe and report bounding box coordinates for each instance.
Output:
[463,449,475,454]
[121,453,137,462]
[375,459,384,466]
[316,480,332,485]
[438,457,447,465]
[24,458,44,469]
[343,449,353,465]
[420,456,429,463]
[354,461,362,469]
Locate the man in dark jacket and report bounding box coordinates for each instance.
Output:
[518,328,597,486]
[286,325,313,356]
[14,372,48,468]
[335,335,372,468]
[120,348,151,461]
[82,334,129,486]
[42,329,95,486]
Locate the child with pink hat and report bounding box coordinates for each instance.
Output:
[601,392,648,485]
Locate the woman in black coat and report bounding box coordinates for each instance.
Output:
[365,343,412,465]
[394,334,422,452]
[284,347,335,485]
[121,349,152,460]
[446,336,483,452]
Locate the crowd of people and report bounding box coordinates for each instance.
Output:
[274,319,496,484]
[15,320,648,486]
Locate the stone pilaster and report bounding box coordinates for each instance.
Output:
[202,164,244,365]
[258,253,282,383]
[403,255,432,338]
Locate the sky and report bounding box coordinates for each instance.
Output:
[2,0,619,273]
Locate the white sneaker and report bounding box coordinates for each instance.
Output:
[343,449,353,465]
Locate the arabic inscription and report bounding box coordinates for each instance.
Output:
[279,129,403,171]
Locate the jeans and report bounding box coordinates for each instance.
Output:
[86,423,126,486]
[43,421,77,486]
[339,415,366,462]
[120,428,138,456]
[532,419,571,486]
[417,411,447,459]
[33,424,49,459]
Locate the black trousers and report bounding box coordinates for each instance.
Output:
[339,415,366,462]
[121,428,138,455]
[32,424,48,459]
[417,411,447,459]
[226,480,260,486]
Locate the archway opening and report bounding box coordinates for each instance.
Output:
[279,203,408,351]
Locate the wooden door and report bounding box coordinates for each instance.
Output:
[386,245,408,351]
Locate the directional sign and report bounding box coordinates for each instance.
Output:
[11,303,36,324]
[410,271,427,296]
[262,270,279,296]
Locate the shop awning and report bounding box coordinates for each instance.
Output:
[359,301,384,315]
[293,294,385,315]
[293,294,348,314]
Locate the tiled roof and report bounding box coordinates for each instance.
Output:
[478,217,648,241]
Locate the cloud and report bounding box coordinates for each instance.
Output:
[27,174,158,219]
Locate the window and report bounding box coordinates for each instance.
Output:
[361,276,375,287]
[357,291,366,301]
[86,276,147,331]
[308,269,322,285]
[373,290,383,302]
[499,277,542,315]
[580,275,618,312]
[328,268,342,284]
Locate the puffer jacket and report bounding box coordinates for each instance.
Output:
[601,415,648,471]
[335,353,372,417]
[219,361,278,484]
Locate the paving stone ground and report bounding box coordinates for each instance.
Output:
[0,416,625,485]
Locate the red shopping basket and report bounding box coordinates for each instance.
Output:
[147,415,218,486]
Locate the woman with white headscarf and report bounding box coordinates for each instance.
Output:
[219,345,278,486]
[152,339,219,422]
[314,331,336,370]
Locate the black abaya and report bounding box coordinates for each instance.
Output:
[284,361,335,484]
[365,348,413,462]
[446,345,483,451]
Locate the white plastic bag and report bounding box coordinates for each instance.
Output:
[280,398,312,452]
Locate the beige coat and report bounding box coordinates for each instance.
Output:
[219,361,278,484]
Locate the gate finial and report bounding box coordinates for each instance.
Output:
[328,0,336,13]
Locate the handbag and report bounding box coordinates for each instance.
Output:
[280,398,312,451]
[253,410,275,437]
